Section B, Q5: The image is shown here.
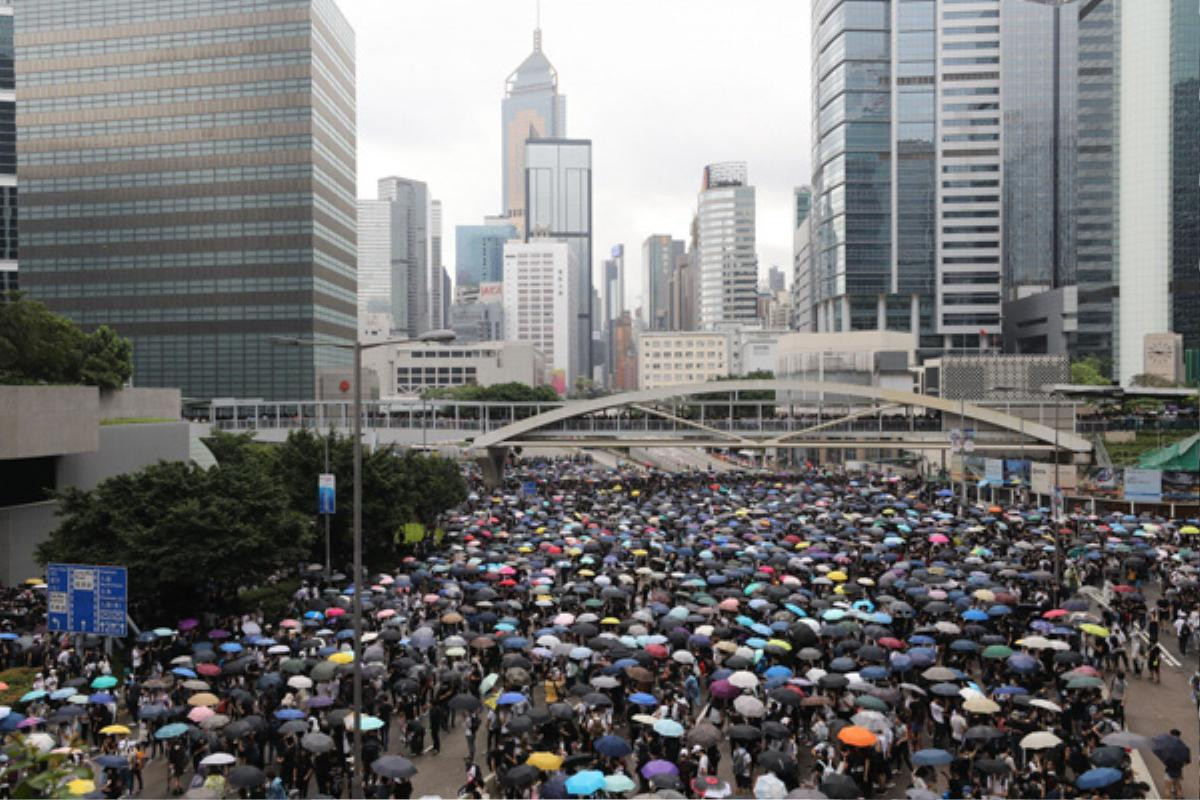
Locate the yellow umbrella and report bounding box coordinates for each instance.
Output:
[973,589,996,603]
[328,651,353,664]
[631,549,648,557]
[578,569,595,577]
[601,617,621,625]
[187,692,219,707]
[1182,525,1200,535]
[766,639,792,651]
[99,724,131,736]
[23,577,42,586]
[630,490,640,497]
[827,570,848,582]
[527,751,563,771]
[1079,623,1110,638]
[68,779,95,796]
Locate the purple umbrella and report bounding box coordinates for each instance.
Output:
[208,629,231,640]
[179,619,199,631]
[709,679,740,700]
[641,760,679,779]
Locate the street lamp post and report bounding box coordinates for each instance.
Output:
[271,328,454,797]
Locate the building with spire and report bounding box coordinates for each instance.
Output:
[501,16,566,225]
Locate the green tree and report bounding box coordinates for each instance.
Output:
[422,382,560,403]
[36,460,312,623]
[79,325,133,390]
[0,294,133,389]
[1070,357,1111,386]
[257,429,467,569]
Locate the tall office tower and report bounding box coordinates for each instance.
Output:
[1074,0,1118,374]
[767,266,786,293]
[791,187,813,331]
[15,0,356,400]
[668,246,695,331]
[602,244,624,385]
[1002,0,1077,298]
[429,199,443,329]
[524,137,592,379]
[379,177,431,338]
[696,162,758,328]
[455,223,518,288]
[501,24,566,224]
[0,2,12,298]
[641,235,684,330]
[502,240,577,394]
[1116,0,1199,383]
[810,0,1003,355]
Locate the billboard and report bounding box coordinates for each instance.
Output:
[1080,467,1123,498]
[984,459,1004,485]
[1163,471,1200,502]
[1030,462,1078,496]
[478,282,503,303]
[1124,469,1163,503]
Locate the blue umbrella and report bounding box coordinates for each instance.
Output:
[50,688,76,701]
[565,770,606,796]
[594,734,632,758]
[496,692,527,707]
[962,609,988,622]
[0,713,26,732]
[652,718,684,737]
[501,637,529,650]
[1006,653,1039,673]
[912,749,953,766]
[275,709,306,720]
[96,755,127,769]
[1076,768,1122,790]
[139,704,169,719]
[220,642,243,653]
[19,690,47,703]
[89,693,114,705]
[171,667,197,678]
[628,693,657,707]
[155,722,189,739]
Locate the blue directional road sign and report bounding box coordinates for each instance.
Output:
[46,563,127,637]
[318,473,336,515]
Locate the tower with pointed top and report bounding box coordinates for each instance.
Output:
[501,22,566,223]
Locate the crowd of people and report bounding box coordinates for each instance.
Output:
[1,459,1198,799]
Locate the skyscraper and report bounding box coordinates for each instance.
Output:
[790,186,813,332]
[501,24,565,224]
[502,240,577,394]
[16,0,355,400]
[429,199,444,329]
[524,137,592,378]
[455,223,517,288]
[641,235,684,330]
[696,162,757,329]
[602,244,624,385]
[1116,0,1199,383]
[360,177,429,339]
[806,0,1004,354]
[0,1,12,299]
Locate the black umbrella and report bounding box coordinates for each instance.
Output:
[371,755,417,779]
[757,749,797,774]
[820,773,862,800]
[301,732,334,753]
[728,724,762,742]
[503,764,540,788]
[228,765,266,789]
[448,693,482,712]
[1090,746,1126,768]
[1152,733,1192,768]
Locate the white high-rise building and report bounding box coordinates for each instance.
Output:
[502,240,578,394]
[430,199,444,329]
[696,162,758,329]
[358,177,430,338]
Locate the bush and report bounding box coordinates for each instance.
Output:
[238,578,301,620]
[0,667,39,705]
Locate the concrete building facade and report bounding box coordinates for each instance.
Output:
[502,240,577,395]
[15,0,356,400]
[638,330,731,390]
[362,340,544,397]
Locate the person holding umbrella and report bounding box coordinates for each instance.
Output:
[1153,729,1191,800]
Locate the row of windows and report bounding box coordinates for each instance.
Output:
[397,367,478,376]
[28,219,314,245]
[18,22,311,61]
[22,134,313,166]
[20,106,312,141]
[25,247,316,272]
[22,78,313,113]
[21,49,311,87]
[32,275,354,307]
[405,350,499,360]
[18,0,300,30]
[24,192,312,220]
[25,163,311,193]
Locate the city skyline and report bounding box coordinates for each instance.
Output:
[339,0,810,310]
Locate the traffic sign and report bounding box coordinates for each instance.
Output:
[46,563,127,637]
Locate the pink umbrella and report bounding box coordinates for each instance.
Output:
[929,534,950,544]
[188,706,214,723]
[280,619,300,629]
[17,717,42,729]
[718,598,740,612]
[325,608,346,618]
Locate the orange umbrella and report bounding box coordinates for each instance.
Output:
[837,725,878,748]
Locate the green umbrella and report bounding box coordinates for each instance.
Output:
[310,662,337,682]
[853,695,889,712]
[982,645,1013,660]
[280,658,305,674]
[1066,676,1103,689]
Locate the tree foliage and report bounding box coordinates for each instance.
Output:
[0,295,133,389]
[207,429,467,570]
[422,382,560,403]
[1070,357,1111,386]
[36,459,312,623]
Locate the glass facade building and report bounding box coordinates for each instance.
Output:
[524,137,592,378]
[15,0,356,400]
[641,234,683,330]
[358,177,430,339]
[501,27,566,225]
[455,223,517,288]
[697,162,758,329]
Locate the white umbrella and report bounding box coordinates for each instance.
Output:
[200,752,237,767]
[26,733,54,753]
[729,670,759,689]
[268,645,290,656]
[733,695,765,718]
[963,696,1000,715]
[287,676,313,690]
[1020,731,1062,750]
[242,622,261,637]
[753,773,787,799]
[1028,699,1062,714]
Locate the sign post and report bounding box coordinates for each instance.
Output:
[46,563,127,637]
[318,472,336,574]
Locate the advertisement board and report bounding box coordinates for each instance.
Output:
[1124,469,1163,503]
[1163,470,1200,502]
[478,282,503,302]
[984,459,1004,485]
[318,473,336,515]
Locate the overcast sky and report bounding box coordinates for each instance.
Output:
[339,0,812,309]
